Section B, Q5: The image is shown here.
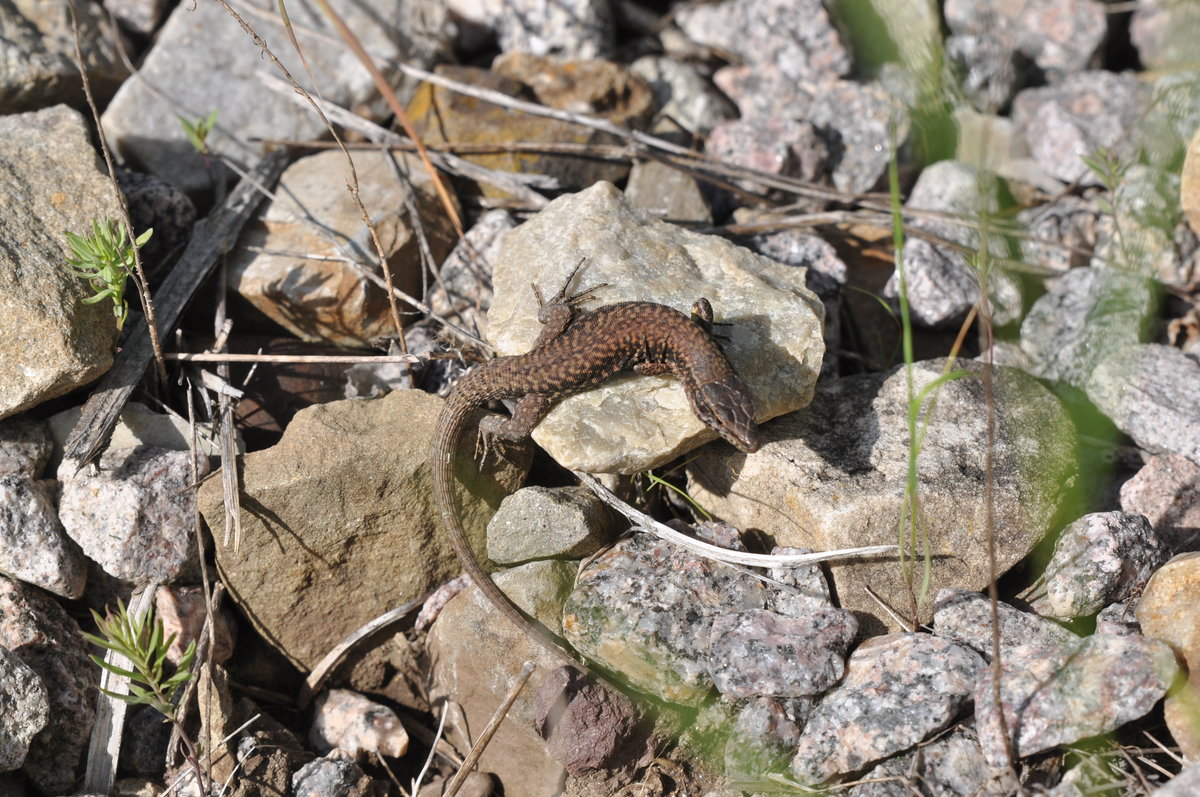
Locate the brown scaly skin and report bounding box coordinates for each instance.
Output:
[431,279,760,673]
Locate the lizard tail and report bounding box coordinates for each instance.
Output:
[430,391,593,675]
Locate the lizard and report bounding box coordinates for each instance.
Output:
[431,265,761,672]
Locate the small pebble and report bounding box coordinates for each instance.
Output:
[1032,511,1169,620]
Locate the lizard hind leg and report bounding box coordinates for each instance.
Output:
[474,392,555,466]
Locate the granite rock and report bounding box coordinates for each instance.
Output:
[848,727,1018,797]
[1020,267,1155,389]
[975,634,1179,765]
[0,474,86,598]
[58,446,209,585]
[675,0,851,82]
[1086,344,1200,464]
[0,576,96,792]
[944,0,1107,81]
[309,689,408,760]
[791,633,985,785]
[883,160,1022,327]
[629,56,735,135]
[0,417,52,478]
[706,607,857,698]
[933,588,1078,659]
[1131,0,1200,72]
[0,645,48,772]
[1032,511,1169,620]
[563,530,764,703]
[1012,71,1149,185]
[1121,454,1200,552]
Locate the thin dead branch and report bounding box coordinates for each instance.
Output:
[69,2,167,384]
[443,661,536,797]
[575,472,898,567]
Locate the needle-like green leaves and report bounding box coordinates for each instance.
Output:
[83,599,195,718]
[63,220,153,331]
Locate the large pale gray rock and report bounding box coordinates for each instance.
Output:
[199,390,528,670]
[0,105,121,420]
[101,0,449,194]
[0,475,86,598]
[0,644,48,772]
[58,447,209,585]
[0,576,96,793]
[0,0,127,112]
[1086,344,1200,463]
[227,150,458,348]
[488,182,824,473]
[689,359,1079,634]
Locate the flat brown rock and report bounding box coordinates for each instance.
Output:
[199,390,528,670]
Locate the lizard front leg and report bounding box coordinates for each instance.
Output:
[528,259,609,348]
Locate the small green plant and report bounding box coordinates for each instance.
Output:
[63,220,152,331]
[85,600,206,792]
[84,599,195,712]
[642,470,713,521]
[180,110,219,155]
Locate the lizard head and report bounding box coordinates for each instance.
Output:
[692,377,760,453]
